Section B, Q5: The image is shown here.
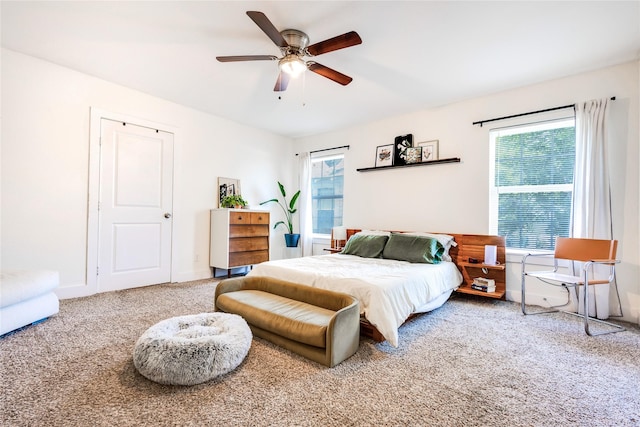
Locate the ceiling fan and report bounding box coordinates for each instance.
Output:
[216,11,362,92]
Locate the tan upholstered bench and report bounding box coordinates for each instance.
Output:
[214,276,360,367]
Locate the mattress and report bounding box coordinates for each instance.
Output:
[247,254,463,347]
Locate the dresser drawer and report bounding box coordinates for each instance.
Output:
[229,211,251,225]
[229,250,269,267]
[229,237,269,253]
[250,212,270,225]
[229,224,269,238]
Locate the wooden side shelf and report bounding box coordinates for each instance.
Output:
[323,247,343,254]
[356,157,461,172]
[455,235,507,299]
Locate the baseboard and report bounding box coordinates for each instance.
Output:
[55,283,96,300]
[505,288,576,312]
[171,268,213,284]
[55,268,214,300]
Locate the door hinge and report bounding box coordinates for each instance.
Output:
[96,267,99,276]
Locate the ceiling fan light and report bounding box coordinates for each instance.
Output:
[279,55,306,77]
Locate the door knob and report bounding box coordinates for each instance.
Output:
[164,213,172,219]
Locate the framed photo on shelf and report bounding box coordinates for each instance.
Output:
[375,144,394,167]
[218,177,241,208]
[405,147,422,164]
[393,134,413,166]
[417,140,439,161]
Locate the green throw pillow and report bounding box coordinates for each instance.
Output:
[341,234,389,258]
[382,233,444,264]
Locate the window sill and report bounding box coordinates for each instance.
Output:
[506,248,555,266]
[506,248,575,269]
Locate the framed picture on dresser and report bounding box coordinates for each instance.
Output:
[218,177,241,208]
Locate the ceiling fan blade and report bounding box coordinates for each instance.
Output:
[216,55,278,62]
[246,11,289,48]
[308,62,353,86]
[306,31,362,56]
[274,72,290,92]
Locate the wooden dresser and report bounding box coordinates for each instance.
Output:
[210,209,270,277]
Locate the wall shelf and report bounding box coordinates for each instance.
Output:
[356,157,461,172]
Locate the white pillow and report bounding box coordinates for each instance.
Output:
[404,232,457,262]
[355,230,392,236]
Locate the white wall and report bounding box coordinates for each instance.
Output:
[296,61,640,325]
[1,48,295,297]
[2,48,637,324]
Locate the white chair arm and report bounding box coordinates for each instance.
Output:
[521,252,557,274]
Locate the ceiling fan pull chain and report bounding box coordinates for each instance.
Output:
[301,71,306,107]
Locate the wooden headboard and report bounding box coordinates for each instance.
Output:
[338,229,505,263]
[335,229,506,296]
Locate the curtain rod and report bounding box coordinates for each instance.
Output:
[472,97,616,127]
[295,145,350,156]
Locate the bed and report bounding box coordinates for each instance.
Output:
[248,229,497,347]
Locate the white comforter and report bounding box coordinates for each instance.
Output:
[247,254,463,347]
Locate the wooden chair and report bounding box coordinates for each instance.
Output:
[521,237,625,336]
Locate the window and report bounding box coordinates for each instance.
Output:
[311,154,344,235]
[489,118,575,251]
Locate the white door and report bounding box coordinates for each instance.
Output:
[98,119,174,292]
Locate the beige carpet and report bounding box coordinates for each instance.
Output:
[1,279,639,427]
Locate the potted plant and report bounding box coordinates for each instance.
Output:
[221,194,248,209]
[260,181,301,247]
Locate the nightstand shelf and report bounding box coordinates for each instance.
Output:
[458,262,506,270]
[323,247,343,254]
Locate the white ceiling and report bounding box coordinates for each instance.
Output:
[2,1,639,138]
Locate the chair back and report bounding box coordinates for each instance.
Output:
[554,237,617,262]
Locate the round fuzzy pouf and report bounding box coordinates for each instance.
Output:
[133,313,252,386]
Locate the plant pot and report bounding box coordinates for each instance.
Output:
[284,233,300,248]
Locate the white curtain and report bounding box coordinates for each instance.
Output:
[572,98,614,319]
[298,152,313,257]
